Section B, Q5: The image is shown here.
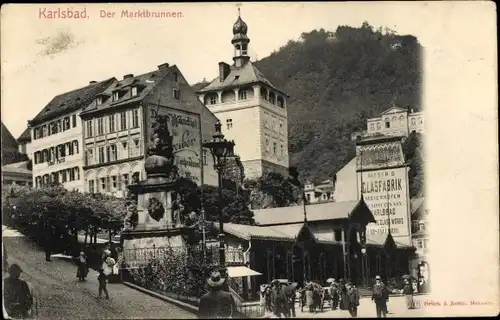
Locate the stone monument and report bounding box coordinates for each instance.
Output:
[120,115,195,256]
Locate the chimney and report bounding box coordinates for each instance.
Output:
[89,81,97,84]
[158,63,170,70]
[218,62,231,81]
[123,74,134,80]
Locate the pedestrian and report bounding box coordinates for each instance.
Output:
[271,280,289,318]
[76,252,88,281]
[198,271,237,319]
[305,284,315,313]
[339,279,348,310]
[3,264,34,319]
[346,281,360,318]
[329,279,339,310]
[283,282,298,318]
[265,285,273,312]
[97,268,110,300]
[371,275,388,318]
[402,279,415,309]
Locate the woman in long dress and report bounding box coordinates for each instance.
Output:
[76,252,88,281]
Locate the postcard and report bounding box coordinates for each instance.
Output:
[1,2,498,319]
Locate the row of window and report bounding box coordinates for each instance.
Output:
[86,109,140,138]
[205,87,285,109]
[35,167,81,187]
[263,115,285,135]
[264,138,285,156]
[33,115,77,140]
[34,140,79,164]
[87,173,138,193]
[260,88,285,108]
[85,139,141,165]
[370,116,424,131]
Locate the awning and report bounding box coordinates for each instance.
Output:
[227,266,262,278]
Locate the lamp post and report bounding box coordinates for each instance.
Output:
[361,246,367,287]
[202,120,235,286]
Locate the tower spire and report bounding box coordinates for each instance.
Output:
[232,8,250,67]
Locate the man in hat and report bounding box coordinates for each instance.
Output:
[346,281,360,318]
[371,275,388,318]
[3,264,34,319]
[329,278,340,310]
[198,271,237,319]
[271,280,290,318]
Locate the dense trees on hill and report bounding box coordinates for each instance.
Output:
[194,22,422,184]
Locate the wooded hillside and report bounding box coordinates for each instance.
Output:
[195,23,422,182]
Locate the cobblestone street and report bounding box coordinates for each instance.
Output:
[3,228,196,319]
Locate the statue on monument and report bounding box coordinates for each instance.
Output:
[147,114,178,181]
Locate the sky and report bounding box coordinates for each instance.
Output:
[3,2,438,138]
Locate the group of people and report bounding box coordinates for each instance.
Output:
[261,280,298,318]
[323,279,361,317]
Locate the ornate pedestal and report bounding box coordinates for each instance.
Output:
[120,155,194,265]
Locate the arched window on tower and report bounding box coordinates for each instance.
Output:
[260,87,268,101]
[242,43,248,55]
[269,92,276,104]
[235,44,241,56]
[277,96,285,108]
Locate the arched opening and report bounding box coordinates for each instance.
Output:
[277,96,285,108]
[385,118,391,128]
[238,86,254,100]
[269,92,276,105]
[204,93,219,105]
[221,90,236,103]
[260,87,268,101]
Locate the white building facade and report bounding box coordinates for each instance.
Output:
[196,12,289,179]
[29,79,116,191]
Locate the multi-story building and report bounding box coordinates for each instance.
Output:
[80,63,218,198]
[304,179,335,203]
[352,106,424,140]
[196,11,289,179]
[29,78,117,191]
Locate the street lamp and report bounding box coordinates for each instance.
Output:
[361,246,367,287]
[202,120,235,285]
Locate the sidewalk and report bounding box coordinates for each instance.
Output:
[3,231,196,319]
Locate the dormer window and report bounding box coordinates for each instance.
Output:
[131,86,138,97]
[96,96,103,105]
[173,72,178,82]
[113,91,120,101]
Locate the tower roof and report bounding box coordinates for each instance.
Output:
[232,8,250,44]
[196,61,287,97]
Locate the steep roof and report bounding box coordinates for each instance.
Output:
[253,200,362,226]
[80,67,173,116]
[17,127,31,143]
[1,122,18,150]
[197,61,287,96]
[30,78,117,126]
[1,160,32,175]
